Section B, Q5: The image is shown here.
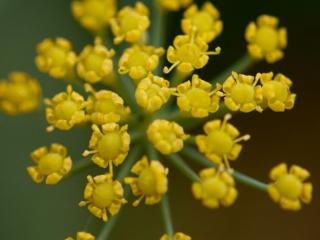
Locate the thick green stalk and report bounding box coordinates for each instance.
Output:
[160,194,174,237]
[168,154,200,181]
[181,146,268,191]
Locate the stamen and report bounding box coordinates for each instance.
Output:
[163,61,180,74]
[234,134,251,143]
[205,46,221,55]
[133,195,144,207]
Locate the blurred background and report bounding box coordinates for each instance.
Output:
[0,0,319,239]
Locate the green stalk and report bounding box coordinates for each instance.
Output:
[160,194,174,237]
[181,146,268,191]
[147,143,159,160]
[68,157,93,176]
[168,154,199,181]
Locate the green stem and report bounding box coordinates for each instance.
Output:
[147,143,159,160]
[160,194,174,237]
[68,157,93,176]
[170,71,190,87]
[181,146,268,191]
[211,54,257,84]
[168,154,199,181]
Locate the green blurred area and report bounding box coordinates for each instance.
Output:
[0,0,320,239]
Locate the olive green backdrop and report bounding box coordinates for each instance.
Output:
[0,0,319,239]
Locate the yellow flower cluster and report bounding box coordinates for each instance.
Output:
[159,0,193,11]
[0,72,41,115]
[65,231,95,240]
[160,232,192,240]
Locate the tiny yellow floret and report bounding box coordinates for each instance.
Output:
[85,84,130,125]
[164,34,221,74]
[119,45,164,84]
[160,232,192,240]
[79,174,126,221]
[45,85,87,131]
[260,72,296,112]
[182,2,223,43]
[0,72,41,115]
[192,168,238,208]
[159,0,192,11]
[222,72,263,113]
[245,15,287,63]
[83,123,130,173]
[147,120,189,155]
[268,163,312,211]
[27,143,72,185]
[35,38,77,79]
[125,156,168,206]
[110,2,150,44]
[176,74,222,118]
[65,231,95,240]
[135,74,174,113]
[195,114,250,167]
[77,38,115,84]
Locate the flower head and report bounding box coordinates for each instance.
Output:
[65,231,95,240]
[85,84,130,125]
[79,174,126,221]
[27,143,72,185]
[176,74,222,118]
[125,156,168,206]
[77,38,115,84]
[135,74,174,113]
[119,45,164,83]
[182,2,223,43]
[35,38,77,79]
[160,232,191,240]
[245,15,287,63]
[195,114,250,167]
[147,120,189,155]
[192,168,237,208]
[222,72,263,113]
[260,72,296,112]
[268,163,312,211]
[110,2,150,44]
[45,85,87,131]
[159,0,192,11]
[0,72,41,115]
[164,34,221,74]
[83,123,130,172]
[71,0,116,33]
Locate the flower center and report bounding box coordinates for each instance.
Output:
[138,168,157,195]
[84,52,104,73]
[207,130,233,155]
[97,132,122,160]
[121,13,140,33]
[275,174,303,199]
[46,46,67,66]
[92,182,115,208]
[262,81,288,101]
[8,84,31,103]
[255,26,278,52]
[192,12,213,32]
[85,1,109,21]
[177,43,201,64]
[38,153,63,175]
[54,100,78,120]
[146,84,161,98]
[203,177,227,199]
[94,99,117,114]
[230,83,255,104]
[186,88,211,109]
[127,50,149,67]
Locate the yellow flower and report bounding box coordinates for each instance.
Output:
[159,0,192,11]
[65,231,95,240]
[79,174,126,221]
[192,168,237,208]
[77,38,115,84]
[245,15,287,63]
[71,0,116,33]
[45,85,87,132]
[110,2,150,44]
[260,72,296,112]
[119,45,164,84]
[0,72,41,115]
[222,72,263,113]
[176,74,222,118]
[83,123,130,173]
[147,120,189,155]
[125,156,168,206]
[164,34,221,74]
[182,2,223,43]
[195,114,250,167]
[268,163,312,211]
[35,38,77,79]
[27,143,72,185]
[85,84,130,125]
[135,74,174,113]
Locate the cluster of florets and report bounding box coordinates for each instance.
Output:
[0,0,311,239]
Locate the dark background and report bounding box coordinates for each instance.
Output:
[0,0,319,239]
